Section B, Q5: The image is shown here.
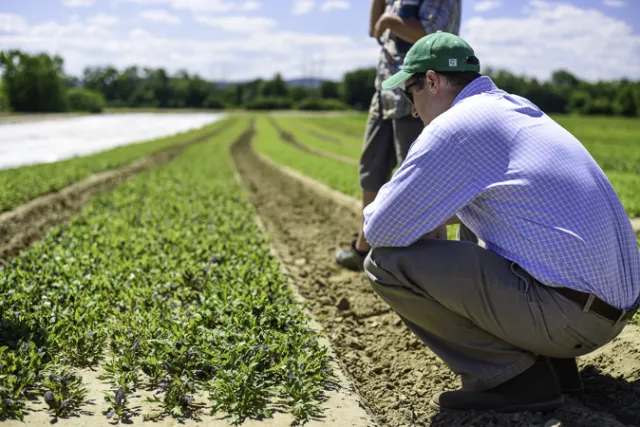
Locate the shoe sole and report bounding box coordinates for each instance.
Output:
[429,396,564,413]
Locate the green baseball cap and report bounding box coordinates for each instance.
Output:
[382,31,480,90]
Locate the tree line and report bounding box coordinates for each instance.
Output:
[1,49,639,117]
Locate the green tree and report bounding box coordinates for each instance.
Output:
[320,80,340,99]
[261,73,289,98]
[67,88,105,113]
[612,83,637,117]
[82,66,119,102]
[0,80,8,111]
[184,74,208,108]
[343,67,376,110]
[586,97,613,115]
[0,50,69,112]
[568,90,591,114]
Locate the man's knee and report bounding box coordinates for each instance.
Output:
[363,246,402,290]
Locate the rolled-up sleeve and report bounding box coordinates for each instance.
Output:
[363,123,483,248]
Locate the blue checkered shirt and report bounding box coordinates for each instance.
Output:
[363,76,640,310]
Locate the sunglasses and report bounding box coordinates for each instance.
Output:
[402,76,425,104]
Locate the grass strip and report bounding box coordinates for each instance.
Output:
[0,118,231,213]
[0,117,332,425]
[253,117,360,197]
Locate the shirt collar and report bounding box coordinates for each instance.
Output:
[450,76,498,108]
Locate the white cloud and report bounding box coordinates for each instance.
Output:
[474,0,502,12]
[603,0,625,6]
[195,15,277,33]
[87,13,118,26]
[62,0,95,7]
[117,0,261,12]
[5,0,638,84]
[292,0,315,15]
[0,14,378,82]
[140,9,181,25]
[0,13,28,33]
[241,1,261,11]
[462,0,640,82]
[320,0,350,12]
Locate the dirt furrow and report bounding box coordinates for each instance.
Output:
[231,127,640,427]
[268,118,358,166]
[0,118,235,265]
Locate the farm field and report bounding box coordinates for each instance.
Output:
[0,116,375,426]
[256,113,640,219]
[0,112,639,427]
[232,113,640,426]
[0,116,230,213]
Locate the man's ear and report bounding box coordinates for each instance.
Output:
[412,103,419,118]
[426,70,438,93]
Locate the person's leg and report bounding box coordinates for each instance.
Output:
[454,223,583,394]
[391,114,424,167]
[363,238,627,411]
[335,112,394,271]
[454,222,582,394]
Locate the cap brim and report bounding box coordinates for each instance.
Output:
[381,70,413,90]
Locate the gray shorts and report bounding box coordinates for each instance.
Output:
[358,113,424,192]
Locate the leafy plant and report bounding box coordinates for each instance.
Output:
[104,386,133,423]
[41,367,88,418]
[0,118,333,424]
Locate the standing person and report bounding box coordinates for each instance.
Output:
[362,31,640,412]
[336,0,462,271]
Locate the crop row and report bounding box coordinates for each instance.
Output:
[0,118,231,213]
[265,114,640,217]
[271,117,363,160]
[0,117,331,424]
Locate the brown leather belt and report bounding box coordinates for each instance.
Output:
[552,286,638,323]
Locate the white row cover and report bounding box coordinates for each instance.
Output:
[0,113,225,170]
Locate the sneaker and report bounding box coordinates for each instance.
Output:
[335,240,369,271]
[549,357,583,395]
[430,357,564,412]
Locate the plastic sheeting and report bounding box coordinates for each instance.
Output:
[0,113,225,170]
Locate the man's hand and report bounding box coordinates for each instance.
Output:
[373,13,392,40]
[374,13,427,44]
[421,224,448,240]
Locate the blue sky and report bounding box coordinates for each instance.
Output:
[1,0,639,82]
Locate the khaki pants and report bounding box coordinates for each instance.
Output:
[363,228,628,391]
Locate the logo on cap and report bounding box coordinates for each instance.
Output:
[449,58,457,67]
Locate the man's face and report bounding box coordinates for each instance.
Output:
[403,71,447,127]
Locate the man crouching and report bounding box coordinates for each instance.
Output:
[362,31,640,412]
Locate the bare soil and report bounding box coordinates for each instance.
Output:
[231,124,640,427]
[0,119,236,265]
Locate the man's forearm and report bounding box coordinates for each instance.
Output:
[381,14,427,44]
[369,0,386,36]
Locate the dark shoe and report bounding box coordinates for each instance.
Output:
[549,357,583,395]
[430,358,563,412]
[335,240,368,271]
